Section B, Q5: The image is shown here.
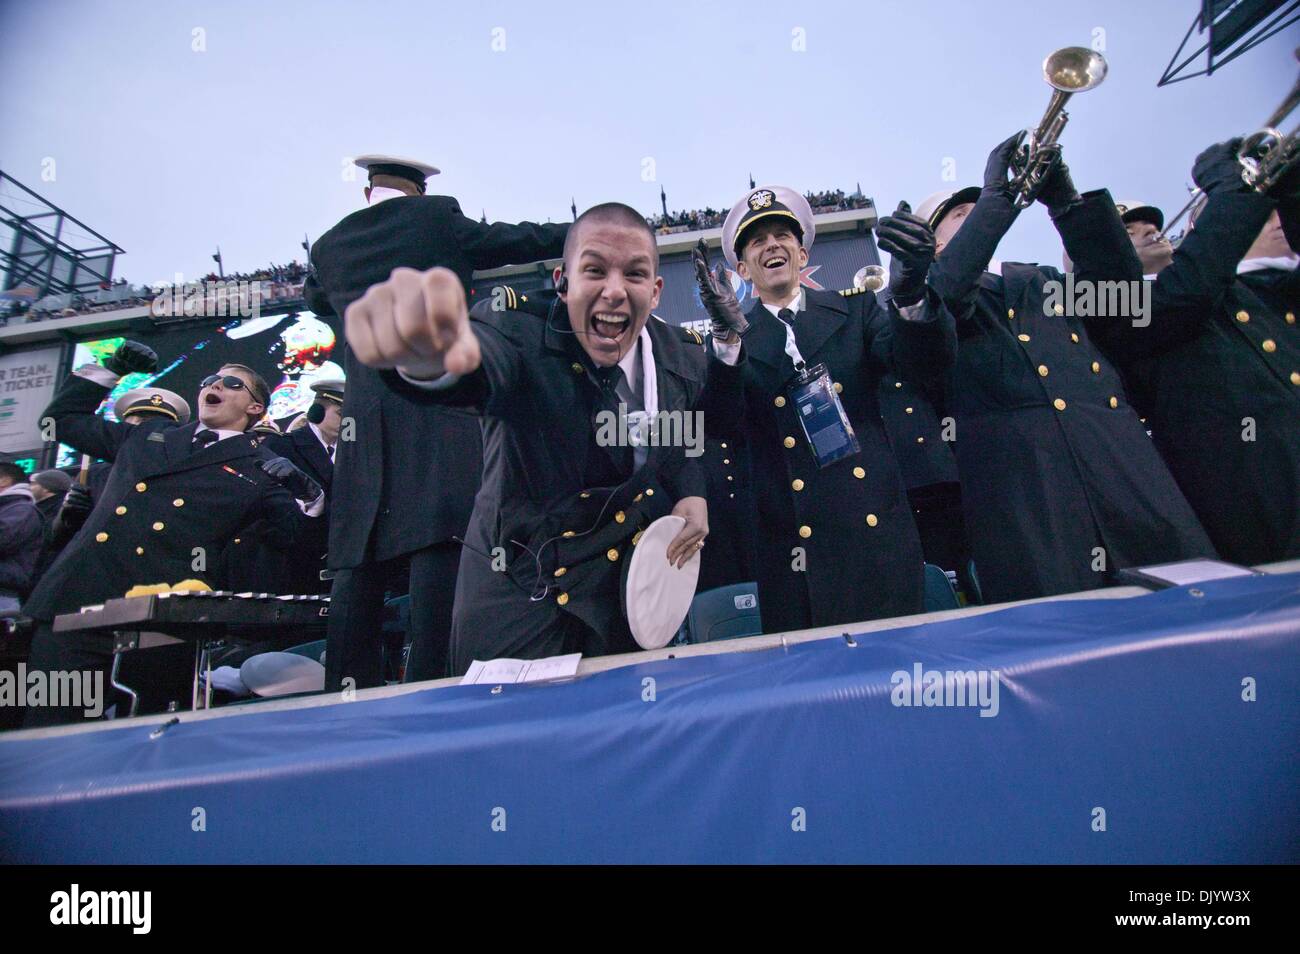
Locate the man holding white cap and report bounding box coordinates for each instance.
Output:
[305,155,568,687]
[1087,141,1300,565]
[692,186,955,633]
[919,133,1213,605]
[343,202,710,672]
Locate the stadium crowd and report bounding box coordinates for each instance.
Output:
[5,144,1297,730]
[2,260,311,326]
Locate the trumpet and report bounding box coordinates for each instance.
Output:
[1159,47,1300,245]
[1007,47,1109,209]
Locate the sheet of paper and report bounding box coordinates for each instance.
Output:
[1137,560,1257,587]
[460,653,582,686]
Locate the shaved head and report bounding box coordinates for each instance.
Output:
[564,202,658,271]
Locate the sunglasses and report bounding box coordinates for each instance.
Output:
[200,374,265,404]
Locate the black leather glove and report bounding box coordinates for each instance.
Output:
[1193,138,1249,196]
[692,240,749,342]
[259,456,321,502]
[57,484,94,532]
[983,131,1028,200]
[1034,149,1080,217]
[103,340,158,376]
[878,202,936,307]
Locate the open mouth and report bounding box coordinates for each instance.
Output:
[591,312,630,341]
[763,255,788,271]
[204,393,223,406]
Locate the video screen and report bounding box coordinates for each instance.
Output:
[55,310,343,468]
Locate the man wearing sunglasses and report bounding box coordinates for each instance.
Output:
[22,342,320,726]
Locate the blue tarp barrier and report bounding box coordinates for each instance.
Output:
[2,572,1298,864]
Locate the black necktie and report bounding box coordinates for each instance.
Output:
[778,308,795,326]
[327,444,335,460]
[592,366,634,476]
[193,429,219,449]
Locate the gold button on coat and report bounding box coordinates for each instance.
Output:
[614,511,626,523]
[1286,312,1296,324]
[95,532,108,542]
[916,436,925,443]
[853,467,865,479]
[783,436,796,449]
[1290,371,1300,385]
[135,547,144,555]
[905,406,914,414]
[833,382,843,394]
[554,567,567,577]
[1017,334,1030,342]
[606,549,619,562]
[866,514,878,527]
[1053,398,1067,411]
[645,488,653,496]
[1007,308,1015,318]
[115,505,127,515]
[562,530,576,537]
[557,592,569,606]
[1070,333,1079,343]
[774,396,786,407]
[1037,365,1049,377]
[1263,339,1277,353]
[1090,362,1100,373]
[791,479,804,491]
[136,482,147,492]
[173,498,184,507]
[1109,396,1119,408]
[798,525,811,539]
[152,522,165,531]
[1235,310,1249,323]
[571,362,584,373]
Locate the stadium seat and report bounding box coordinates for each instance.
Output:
[923,563,960,612]
[680,583,762,645]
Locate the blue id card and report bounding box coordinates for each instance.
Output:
[788,363,860,468]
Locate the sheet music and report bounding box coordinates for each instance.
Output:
[460,653,583,686]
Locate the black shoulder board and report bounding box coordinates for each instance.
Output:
[679,326,705,345]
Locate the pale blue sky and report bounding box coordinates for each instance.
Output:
[1,0,1294,285]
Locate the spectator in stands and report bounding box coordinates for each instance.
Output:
[0,463,44,615]
[28,470,71,526]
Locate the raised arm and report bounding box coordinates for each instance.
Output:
[42,341,159,461]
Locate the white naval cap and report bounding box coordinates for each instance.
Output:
[353,154,440,192]
[113,387,192,425]
[914,187,981,231]
[721,185,816,269]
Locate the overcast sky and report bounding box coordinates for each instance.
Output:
[1,0,1295,286]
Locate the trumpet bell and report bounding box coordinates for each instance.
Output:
[1043,46,1108,94]
[854,264,888,292]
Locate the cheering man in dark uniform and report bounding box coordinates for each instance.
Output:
[23,343,321,726]
[693,186,956,633]
[263,379,342,595]
[344,202,709,673]
[1091,141,1300,564]
[919,133,1214,605]
[305,155,568,687]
